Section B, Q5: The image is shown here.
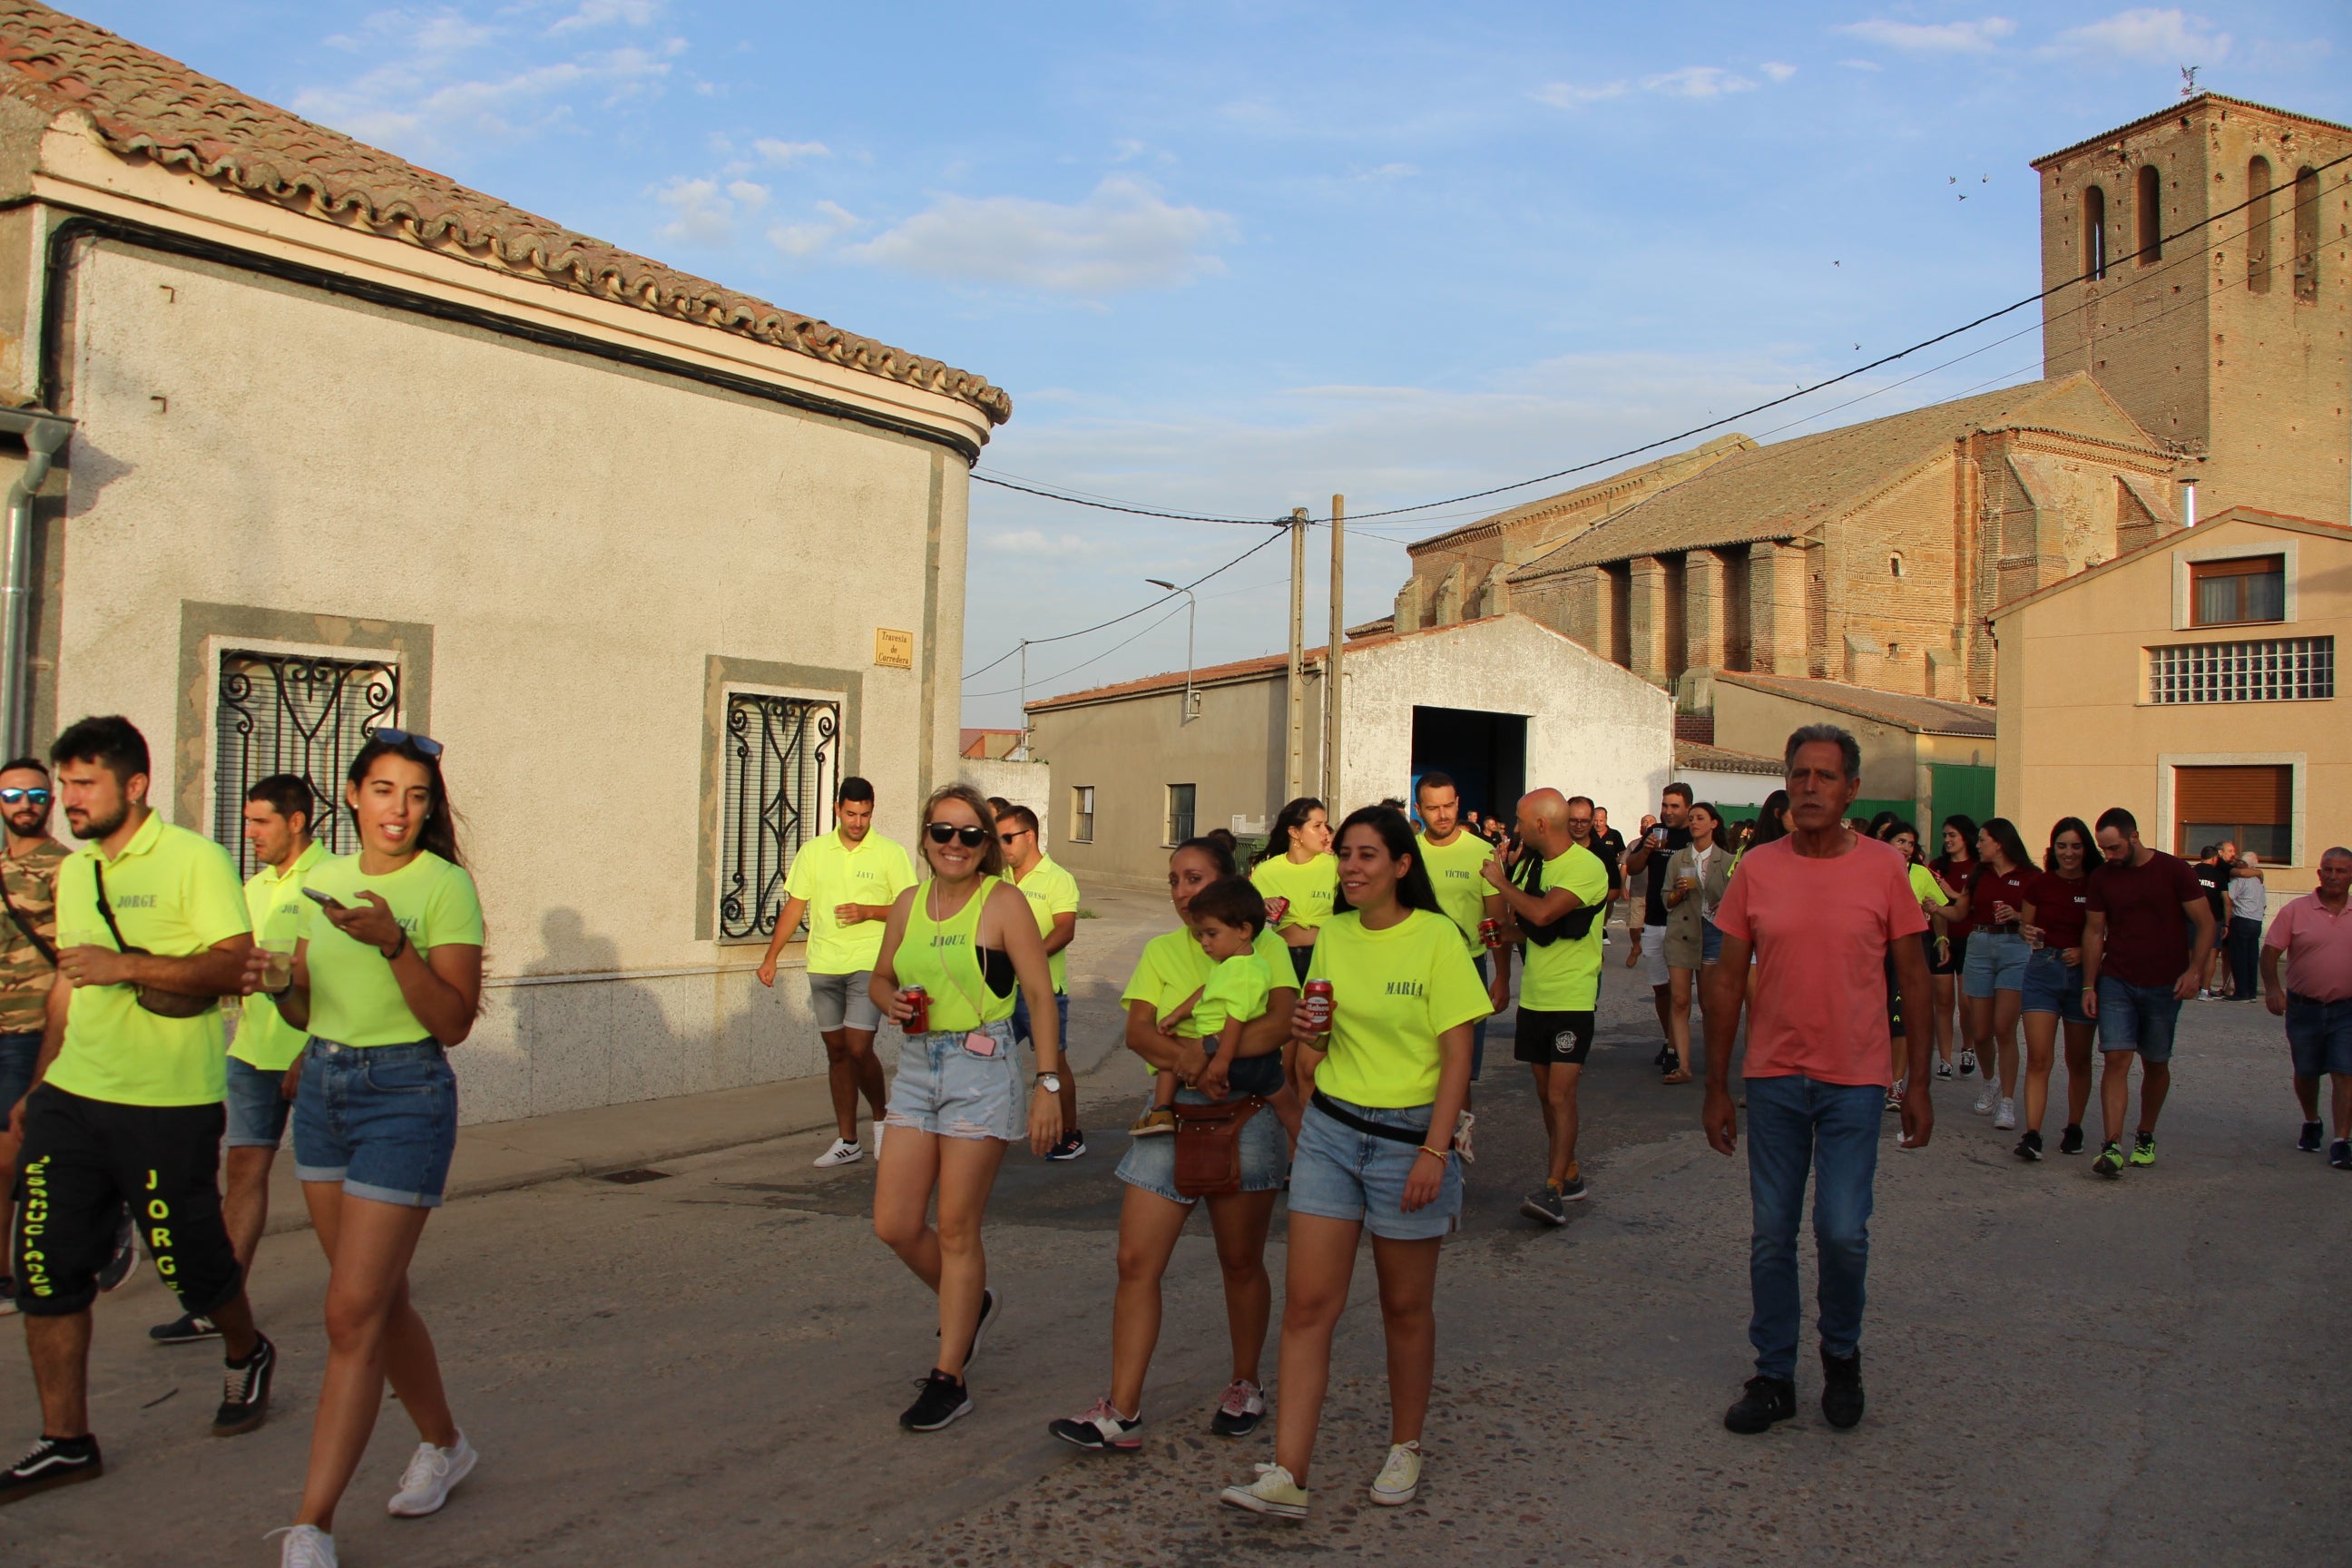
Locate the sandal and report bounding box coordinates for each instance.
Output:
[1661,1067,1693,1084]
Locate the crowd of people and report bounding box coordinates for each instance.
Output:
[5,710,2346,1557]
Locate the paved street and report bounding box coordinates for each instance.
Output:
[4,887,2347,1566]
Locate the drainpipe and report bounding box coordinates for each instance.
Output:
[0,409,74,760]
[2180,475,2198,528]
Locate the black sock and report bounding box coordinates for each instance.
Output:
[39,1434,96,1455]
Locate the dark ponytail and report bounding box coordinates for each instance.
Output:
[1254,797,1326,866]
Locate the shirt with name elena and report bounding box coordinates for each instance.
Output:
[1250,853,1338,934]
[1305,907,1492,1109]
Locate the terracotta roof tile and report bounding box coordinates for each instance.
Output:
[1714,671,1996,737]
[0,1,1010,424]
[1675,740,1783,776]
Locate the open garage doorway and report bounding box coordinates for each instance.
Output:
[1410,706,1526,824]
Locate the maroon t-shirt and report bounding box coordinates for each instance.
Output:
[1930,857,1980,936]
[2086,851,2204,987]
[2025,870,2092,954]
[1969,864,2037,929]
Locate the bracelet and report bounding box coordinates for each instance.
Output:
[382,931,407,963]
[1416,1144,1449,1163]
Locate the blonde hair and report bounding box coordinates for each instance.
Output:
[918,782,1006,877]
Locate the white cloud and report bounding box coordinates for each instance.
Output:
[652,177,733,244]
[1833,16,2017,53]
[1761,61,1798,82]
[724,179,769,210]
[841,178,1234,296]
[2041,9,2230,63]
[754,137,830,165]
[769,201,864,258]
[547,0,659,35]
[1642,65,1756,97]
[1533,80,1631,108]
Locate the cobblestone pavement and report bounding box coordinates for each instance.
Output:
[3,897,2345,1565]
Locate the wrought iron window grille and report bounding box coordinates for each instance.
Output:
[214,652,400,877]
[719,692,840,941]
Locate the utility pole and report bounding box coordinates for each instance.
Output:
[1322,494,1345,808]
[1285,507,1307,802]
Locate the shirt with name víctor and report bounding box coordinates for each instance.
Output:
[301,851,483,1047]
[1416,829,1497,956]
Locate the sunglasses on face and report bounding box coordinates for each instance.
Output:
[999,828,1032,843]
[372,727,444,758]
[0,789,50,806]
[926,822,990,848]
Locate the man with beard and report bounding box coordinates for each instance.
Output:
[0,758,73,1314]
[1623,786,1694,1055]
[4,718,273,1504]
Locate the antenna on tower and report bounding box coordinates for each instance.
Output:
[2180,64,2200,97]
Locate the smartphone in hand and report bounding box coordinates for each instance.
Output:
[300,887,346,911]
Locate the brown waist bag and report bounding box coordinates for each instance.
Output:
[1172,1095,1268,1199]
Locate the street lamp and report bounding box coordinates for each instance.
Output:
[1147,577,1199,724]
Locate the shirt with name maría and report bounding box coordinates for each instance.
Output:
[1012,854,1082,994]
[1121,925,1294,1096]
[301,851,484,1048]
[232,838,328,1071]
[1250,853,1338,934]
[1305,908,1492,1109]
[1416,830,1497,956]
[782,829,917,975]
[892,877,1018,1033]
[1519,844,1611,1012]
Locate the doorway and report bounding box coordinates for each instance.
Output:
[1410,707,1527,824]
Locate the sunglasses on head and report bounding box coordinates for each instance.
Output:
[371,728,444,758]
[926,821,990,848]
[0,788,50,806]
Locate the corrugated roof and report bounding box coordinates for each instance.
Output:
[0,1,1010,424]
[1675,740,1782,776]
[2032,93,2352,170]
[1715,671,1996,737]
[1510,375,2161,578]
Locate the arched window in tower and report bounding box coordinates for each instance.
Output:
[2083,184,2108,279]
[2294,165,2321,303]
[2135,164,2162,262]
[2247,156,2273,293]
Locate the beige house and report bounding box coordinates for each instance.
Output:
[1994,508,2347,900]
[0,4,1007,1122]
[1712,672,1997,832]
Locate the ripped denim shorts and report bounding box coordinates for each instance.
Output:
[884,1017,1025,1142]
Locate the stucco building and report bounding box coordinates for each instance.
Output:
[0,3,1007,1122]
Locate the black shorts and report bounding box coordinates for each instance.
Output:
[1930,928,1968,977]
[11,1085,243,1319]
[1514,1008,1595,1066]
[1288,946,1314,984]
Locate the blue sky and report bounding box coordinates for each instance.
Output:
[74,2,2350,724]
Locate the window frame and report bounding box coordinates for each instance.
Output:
[204,633,404,878]
[1070,784,1095,844]
[2171,540,2298,631]
[2187,554,2287,629]
[713,681,844,946]
[1164,782,1197,848]
[2159,751,2305,868]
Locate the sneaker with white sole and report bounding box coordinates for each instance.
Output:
[269,1524,338,1567]
[1210,1378,1267,1437]
[1047,1396,1142,1452]
[812,1138,864,1169]
[387,1434,478,1517]
[1957,1048,1976,1077]
[1369,1441,1421,1506]
[1220,1462,1309,1520]
[1972,1082,1999,1116]
[1993,1097,2016,1131]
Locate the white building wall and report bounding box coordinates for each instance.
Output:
[1680,768,1779,808]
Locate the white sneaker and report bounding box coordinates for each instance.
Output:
[387,1433,478,1517]
[1972,1083,1999,1116]
[1994,1097,2017,1131]
[270,1525,338,1568]
[813,1138,864,1169]
[1369,1441,1422,1506]
[1220,1462,1310,1519]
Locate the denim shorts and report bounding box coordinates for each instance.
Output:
[1115,1086,1289,1202]
[1701,918,1724,965]
[809,969,879,1032]
[224,1054,294,1149]
[2095,977,2181,1064]
[1289,1094,1461,1241]
[0,1028,39,1120]
[2285,994,2352,1079]
[1963,931,2031,998]
[2019,949,2092,1024]
[885,1017,1024,1142]
[1011,990,1069,1054]
[293,1039,458,1208]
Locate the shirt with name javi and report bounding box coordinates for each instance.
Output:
[1305,908,1492,1109]
[1250,853,1338,935]
[301,851,484,1048]
[782,829,917,975]
[1012,853,1082,994]
[0,838,68,1034]
[47,814,249,1107]
[1711,835,1927,1088]
[1416,829,1497,956]
[2024,870,2091,955]
[232,838,327,1071]
[2085,850,2205,988]
[2262,892,2352,1004]
[1518,844,1612,1013]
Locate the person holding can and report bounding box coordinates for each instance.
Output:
[1250,798,1338,983]
[867,784,1063,1434]
[1220,806,1489,1521]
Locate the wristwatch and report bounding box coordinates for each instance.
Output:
[1035,1073,1063,1094]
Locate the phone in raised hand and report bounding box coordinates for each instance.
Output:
[300,887,346,911]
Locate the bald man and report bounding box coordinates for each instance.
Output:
[1485,789,1611,1221]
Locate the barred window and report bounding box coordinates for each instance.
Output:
[718,691,839,942]
[214,651,399,877]
[2149,637,2334,704]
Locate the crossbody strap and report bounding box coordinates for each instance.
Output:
[0,866,56,967]
[89,858,136,954]
[1309,1088,1429,1144]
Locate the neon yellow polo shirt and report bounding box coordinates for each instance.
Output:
[1519,844,1610,1012]
[1013,853,1082,994]
[302,851,483,1047]
[1417,830,1497,956]
[46,813,249,1107]
[1250,853,1338,933]
[783,829,916,975]
[1306,908,1492,1108]
[231,839,327,1071]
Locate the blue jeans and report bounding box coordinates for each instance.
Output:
[2285,994,2352,1079]
[1743,1074,1883,1380]
[2228,916,2263,1001]
[0,1029,39,1122]
[1470,954,1490,1080]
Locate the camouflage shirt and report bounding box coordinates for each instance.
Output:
[0,838,69,1034]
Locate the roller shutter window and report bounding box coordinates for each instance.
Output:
[2189,554,2285,628]
[2174,763,2291,863]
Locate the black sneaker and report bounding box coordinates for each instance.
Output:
[2059,1123,2085,1156]
[0,1277,15,1318]
[94,1205,137,1293]
[2014,1128,2043,1162]
[1659,1049,1681,1078]
[1723,1375,1797,1435]
[1044,1131,1088,1161]
[1820,1349,1865,1430]
[1519,1182,1568,1226]
[2331,1140,2352,1171]
[1209,1377,1267,1438]
[900,1369,973,1432]
[2298,1120,2325,1152]
[0,1434,102,1504]
[211,1335,275,1436]
[150,1311,220,1345]
[1957,1049,1976,1078]
[1558,1173,1589,1202]
[1934,1061,1954,1081]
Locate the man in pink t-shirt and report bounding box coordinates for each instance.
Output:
[2260,848,2352,1166]
[1701,725,1933,1439]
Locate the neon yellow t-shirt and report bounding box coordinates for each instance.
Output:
[302,852,484,1047]
[1519,844,1611,1012]
[781,829,917,975]
[1013,854,1082,994]
[1197,950,1274,1035]
[1909,864,1950,909]
[893,877,1018,1032]
[1305,908,1492,1108]
[1417,830,1497,955]
[1250,853,1338,933]
[1122,926,1295,1038]
[232,839,327,1071]
[45,815,250,1107]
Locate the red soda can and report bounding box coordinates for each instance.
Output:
[903,985,930,1034]
[1264,896,1290,926]
[1478,917,1501,950]
[1301,979,1334,1035]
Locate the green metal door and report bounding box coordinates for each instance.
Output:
[1927,764,1996,838]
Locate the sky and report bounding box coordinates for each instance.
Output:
[68,1,2352,725]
